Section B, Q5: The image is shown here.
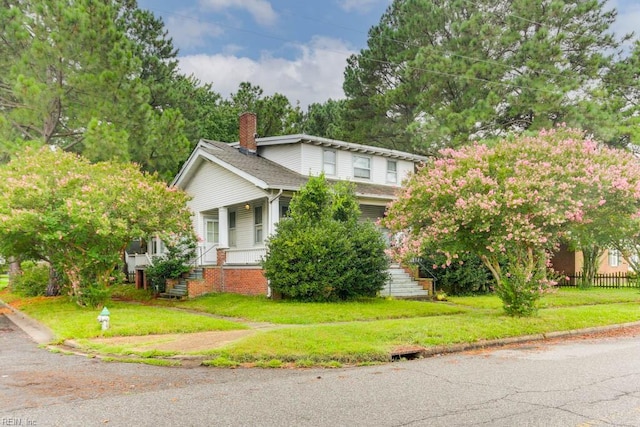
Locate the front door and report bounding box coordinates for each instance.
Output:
[203,217,219,264]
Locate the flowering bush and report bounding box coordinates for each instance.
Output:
[0,147,194,306]
[384,127,640,315]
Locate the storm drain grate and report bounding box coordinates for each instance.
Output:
[390,346,425,361]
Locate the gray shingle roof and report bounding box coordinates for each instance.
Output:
[200,139,399,199]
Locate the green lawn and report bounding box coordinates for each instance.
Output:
[450,287,640,310]
[2,295,247,342]
[211,302,640,363]
[0,274,8,291]
[170,293,466,324]
[3,287,640,366]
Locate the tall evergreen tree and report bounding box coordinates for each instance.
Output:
[0,0,190,180]
[343,0,628,154]
[230,82,303,137]
[302,99,347,140]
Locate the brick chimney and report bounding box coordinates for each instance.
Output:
[239,112,257,155]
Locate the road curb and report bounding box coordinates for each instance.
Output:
[0,298,56,344]
[413,320,640,359]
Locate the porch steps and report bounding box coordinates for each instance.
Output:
[380,265,430,299]
[159,269,203,299]
[188,268,203,280]
[165,279,188,298]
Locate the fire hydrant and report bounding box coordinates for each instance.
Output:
[97,307,110,330]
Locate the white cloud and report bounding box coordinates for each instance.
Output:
[177,37,354,109]
[165,12,224,50]
[199,0,278,26]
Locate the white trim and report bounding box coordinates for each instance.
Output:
[230,134,430,163]
[172,140,270,189]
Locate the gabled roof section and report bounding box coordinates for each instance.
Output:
[229,134,430,163]
[172,139,401,200]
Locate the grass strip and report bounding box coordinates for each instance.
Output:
[207,302,640,364]
[450,287,640,310]
[172,293,466,324]
[2,294,247,341]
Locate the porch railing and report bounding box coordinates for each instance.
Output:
[126,253,153,272]
[188,244,217,267]
[225,247,266,265]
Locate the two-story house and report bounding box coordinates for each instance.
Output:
[168,112,429,297]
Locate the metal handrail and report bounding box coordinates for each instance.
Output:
[187,244,218,268]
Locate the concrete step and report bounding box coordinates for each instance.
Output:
[187,268,203,279]
[383,266,430,298]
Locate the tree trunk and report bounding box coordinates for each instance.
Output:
[580,245,602,288]
[45,265,61,296]
[8,257,21,286]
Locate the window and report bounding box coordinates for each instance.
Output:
[353,155,371,179]
[323,149,336,175]
[254,205,263,243]
[609,249,621,267]
[228,211,236,247]
[387,160,397,183]
[151,238,164,256]
[280,204,289,218]
[205,219,219,244]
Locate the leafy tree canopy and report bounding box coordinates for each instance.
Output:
[0,147,194,305]
[384,127,640,315]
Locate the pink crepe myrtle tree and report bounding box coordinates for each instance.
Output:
[0,147,194,306]
[383,127,640,315]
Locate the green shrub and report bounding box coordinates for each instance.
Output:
[495,250,546,316]
[263,175,389,302]
[12,261,49,296]
[418,252,493,296]
[79,283,111,308]
[145,235,196,293]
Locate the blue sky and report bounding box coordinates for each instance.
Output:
[138,0,639,109]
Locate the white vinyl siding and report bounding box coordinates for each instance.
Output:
[183,161,268,234]
[254,141,422,185]
[257,143,302,173]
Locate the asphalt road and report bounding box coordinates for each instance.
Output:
[3,314,640,427]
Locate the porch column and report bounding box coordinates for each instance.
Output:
[218,206,229,248]
[268,195,280,237]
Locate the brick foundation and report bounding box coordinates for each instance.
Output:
[198,265,267,297]
[187,279,215,298]
[223,267,268,295]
